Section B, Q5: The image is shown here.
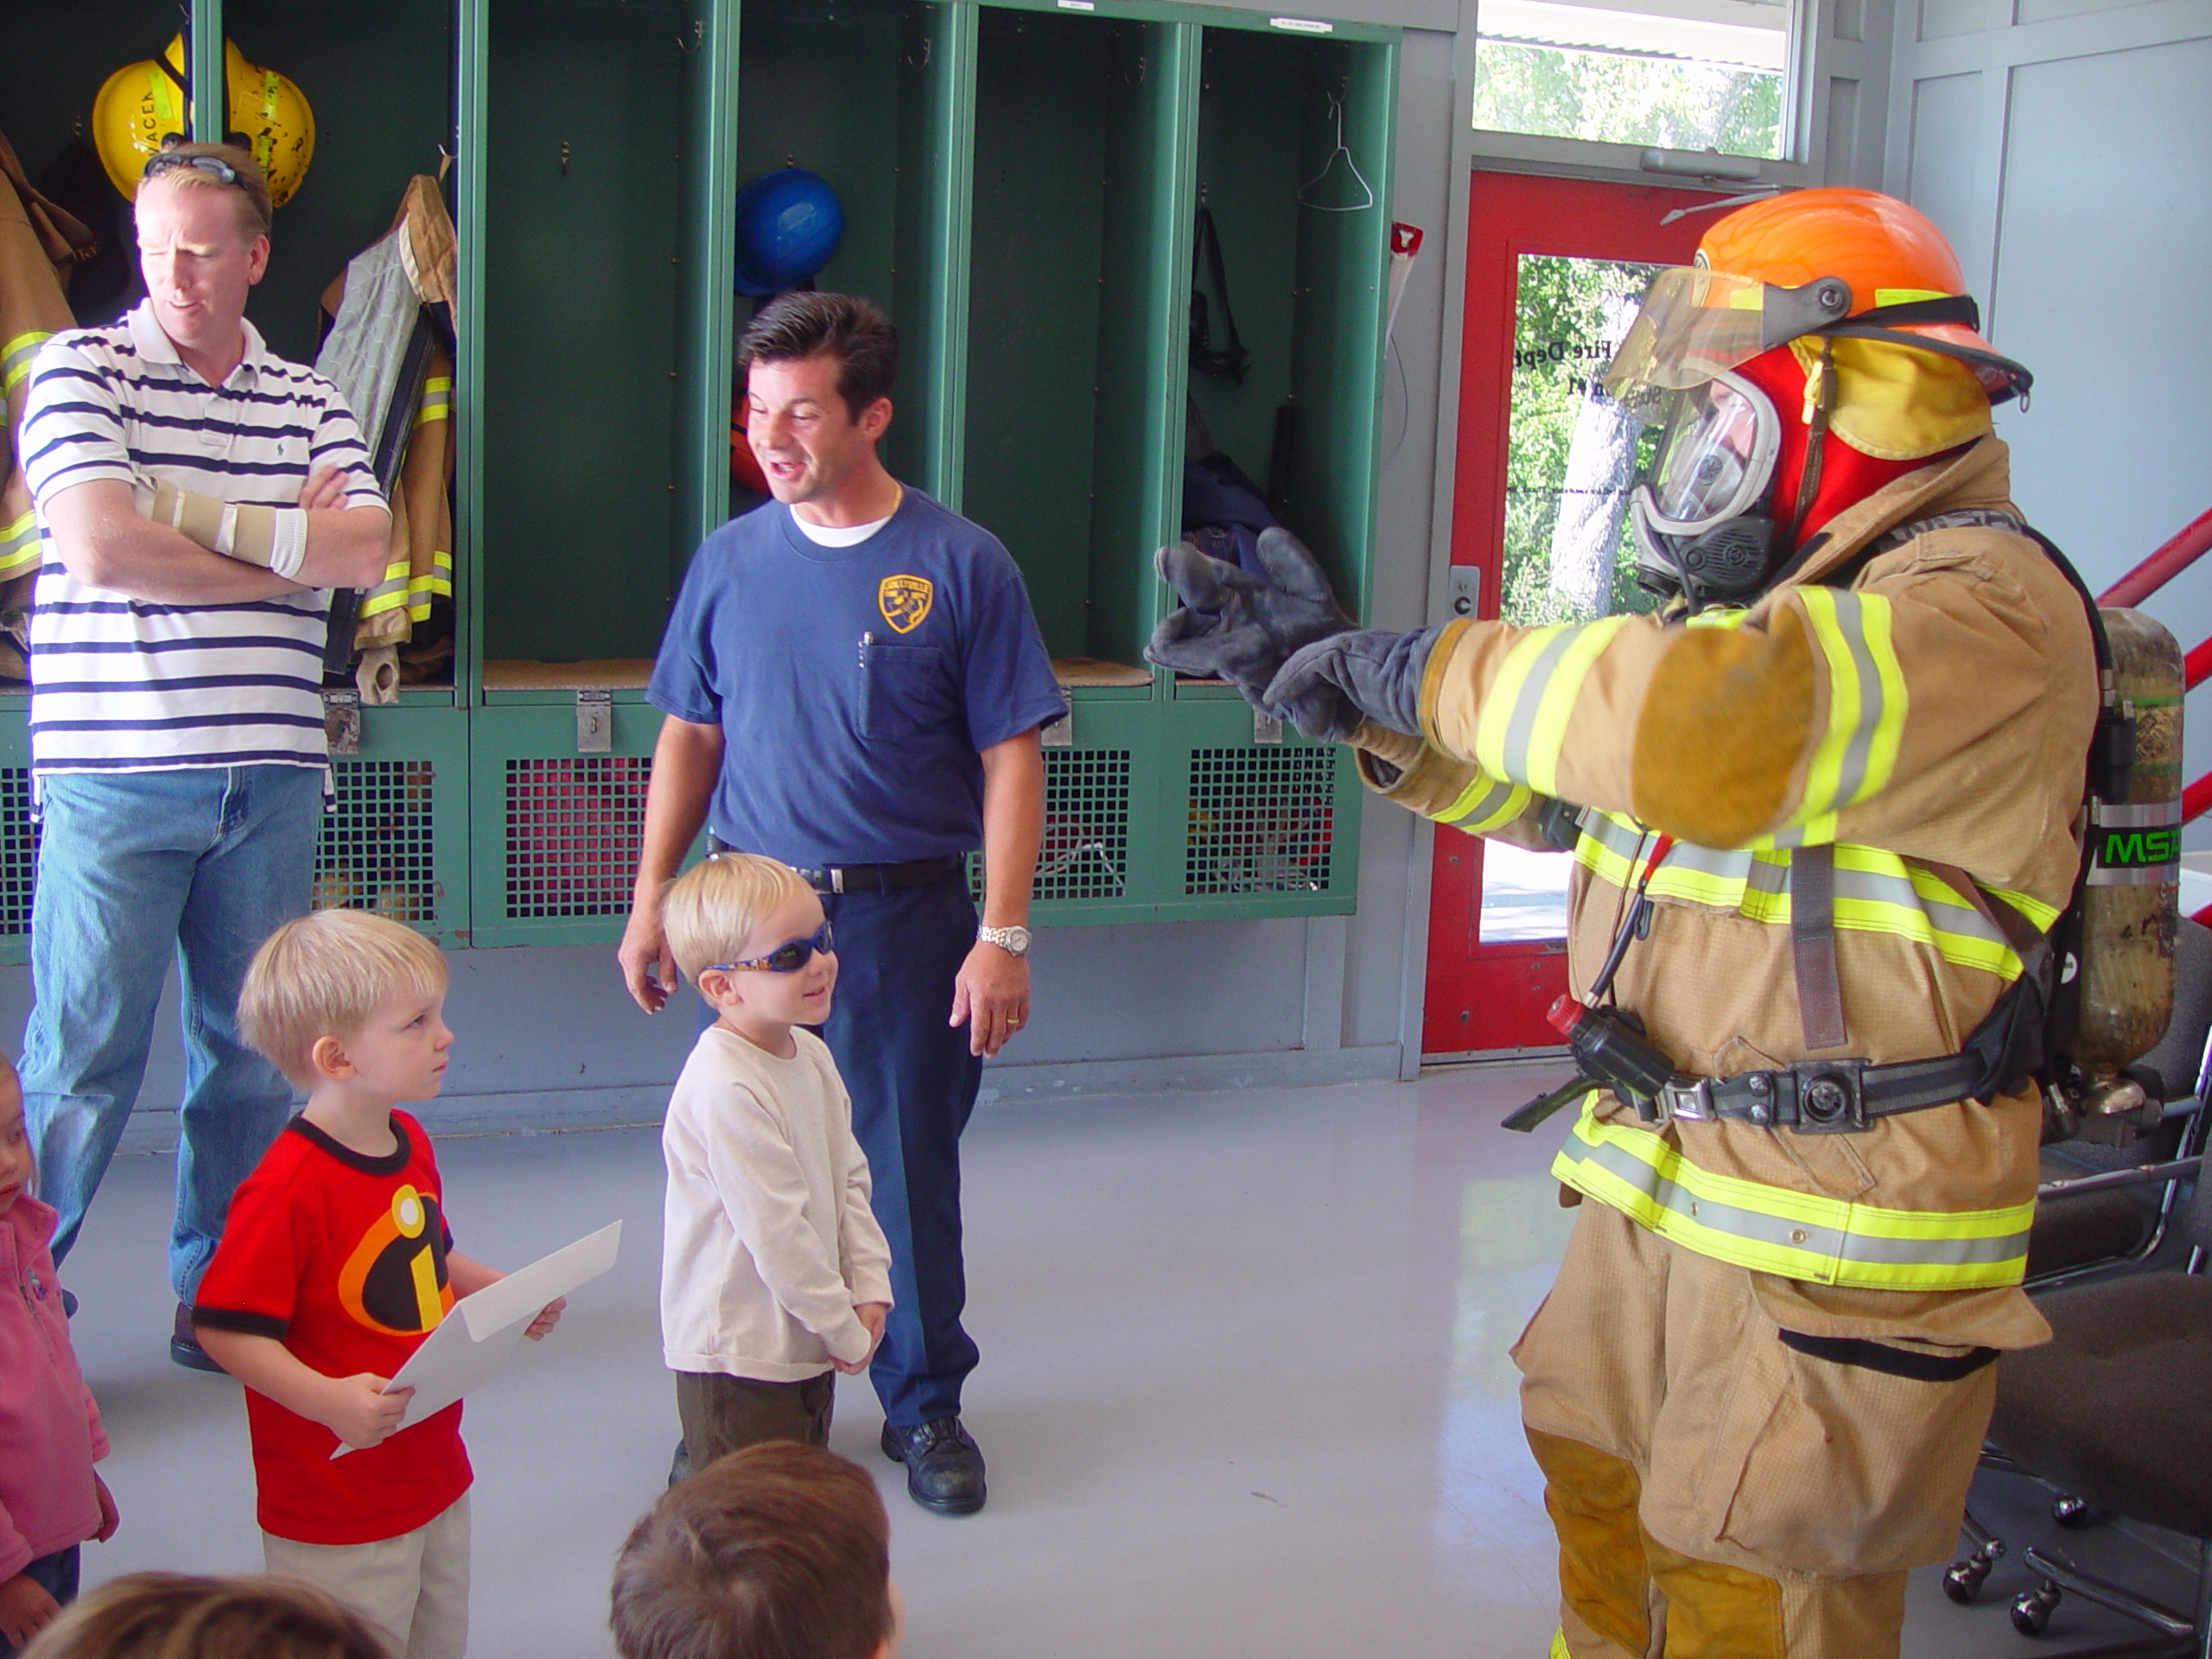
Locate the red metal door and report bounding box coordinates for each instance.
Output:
[1421,171,1722,1058]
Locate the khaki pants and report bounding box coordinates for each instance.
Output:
[1515,1203,2002,1659]
[676,1369,835,1471]
[264,1492,469,1659]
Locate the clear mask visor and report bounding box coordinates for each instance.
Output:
[1640,370,1781,534]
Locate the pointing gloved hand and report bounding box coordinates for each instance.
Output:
[1145,529,1356,734]
[1264,626,1443,742]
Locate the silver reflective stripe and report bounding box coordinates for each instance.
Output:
[1442,774,1522,830]
[1822,594,1886,811]
[2087,866,2180,889]
[2094,801,2183,828]
[1568,1131,2031,1268]
[1498,629,1583,782]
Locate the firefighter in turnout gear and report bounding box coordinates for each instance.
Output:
[1151,189,2099,1657]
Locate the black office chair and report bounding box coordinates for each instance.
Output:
[1944,919,2212,1606]
[1977,1177,2212,1654]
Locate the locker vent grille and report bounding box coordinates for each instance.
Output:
[0,770,35,937]
[1185,747,1336,895]
[505,758,652,919]
[315,760,438,927]
[967,747,1133,903]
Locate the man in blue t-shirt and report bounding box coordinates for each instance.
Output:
[621,291,1064,1516]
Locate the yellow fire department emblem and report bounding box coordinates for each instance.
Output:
[878,575,934,634]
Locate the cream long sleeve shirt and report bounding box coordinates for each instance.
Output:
[660,1026,895,1381]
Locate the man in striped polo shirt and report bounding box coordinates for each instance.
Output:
[16,143,390,1367]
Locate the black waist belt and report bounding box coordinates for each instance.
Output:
[1654,1051,1992,1134]
[794,855,963,895]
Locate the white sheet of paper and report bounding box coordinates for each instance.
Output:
[329,1219,620,1459]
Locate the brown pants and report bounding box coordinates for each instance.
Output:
[1515,1202,2005,1659]
[675,1370,836,1471]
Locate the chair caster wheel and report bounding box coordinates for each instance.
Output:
[1944,1556,1993,1605]
[2051,1493,2105,1529]
[2012,1580,2062,1636]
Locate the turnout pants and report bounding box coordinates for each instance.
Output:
[1514,1202,2003,1659]
[817,869,983,1427]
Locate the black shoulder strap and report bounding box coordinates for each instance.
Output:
[1189,206,1249,385]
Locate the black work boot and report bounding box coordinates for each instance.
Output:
[170,1302,224,1373]
[880,1416,987,1516]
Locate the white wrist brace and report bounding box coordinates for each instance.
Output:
[150,481,308,580]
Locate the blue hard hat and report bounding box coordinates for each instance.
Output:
[733,168,844,296]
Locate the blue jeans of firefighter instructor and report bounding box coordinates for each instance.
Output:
[23,766,321,1303]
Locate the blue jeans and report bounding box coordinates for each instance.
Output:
[22,766,321,1302]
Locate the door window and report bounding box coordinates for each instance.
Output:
[1481,252,1663,944]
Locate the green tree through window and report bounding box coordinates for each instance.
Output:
[1502,256,1666,627]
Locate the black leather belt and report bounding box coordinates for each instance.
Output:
[794,855,963,895]
[1654,1051,1992,1134]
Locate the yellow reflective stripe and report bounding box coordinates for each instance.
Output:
[1873,287,1949,307]
[1472,615,1634,797]
[1683,605,1750,630]
[415,375,454,427]
[1550,1632,1572,1659]
[1574,818,2024,978]
[1553,1103,2033,1290]
[1792,588,1907,830]
[1987,885,2061,932]
[406,552,454,620]
[1433,770,1532,835]
[355,559,412,620]
[3,330,52,393]
[0,511,38,578]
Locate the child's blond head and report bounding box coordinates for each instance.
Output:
[661,854,813,985]
[239,910,448,1085]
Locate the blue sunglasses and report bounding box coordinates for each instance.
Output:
[709,920,835,976]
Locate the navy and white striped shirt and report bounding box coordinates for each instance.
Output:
[19,301,385,779]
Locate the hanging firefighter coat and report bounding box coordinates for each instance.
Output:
[1366,435,2097,1315]
[1,128,97,673]
[316,175,456,662]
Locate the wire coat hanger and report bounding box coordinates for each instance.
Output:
[1299,91,1373,213]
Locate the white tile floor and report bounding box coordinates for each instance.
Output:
[54,1065,2202,1657]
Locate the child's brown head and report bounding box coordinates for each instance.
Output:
[20,1572,389,1659]
[611,1442,901,1659]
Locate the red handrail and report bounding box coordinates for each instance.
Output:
[2099,503,2212,607]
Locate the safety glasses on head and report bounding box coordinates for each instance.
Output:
[142,148,242,188]
[709,921,836,976]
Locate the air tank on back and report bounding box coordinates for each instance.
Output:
[2063,607,2183,1142]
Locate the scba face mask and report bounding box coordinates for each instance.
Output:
[1627,369,1783,610]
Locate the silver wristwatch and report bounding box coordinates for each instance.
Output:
[977,924,1033,957]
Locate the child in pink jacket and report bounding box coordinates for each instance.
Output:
[0,1055,117,1656]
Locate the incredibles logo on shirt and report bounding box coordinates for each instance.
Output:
[878,575,933,634]
[336,1184,454,1338]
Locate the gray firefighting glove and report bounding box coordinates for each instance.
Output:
[1144,529,1356,733]
[1264,626,1443,742]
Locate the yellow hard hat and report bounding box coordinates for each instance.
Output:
[92,36,315,208]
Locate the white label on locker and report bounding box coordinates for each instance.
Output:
[1058,3,1097,10]
[1270,15,1334,30]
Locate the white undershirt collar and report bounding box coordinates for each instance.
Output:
[790,486,901,547]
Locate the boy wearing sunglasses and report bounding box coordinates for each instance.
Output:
[658,853,895,1465]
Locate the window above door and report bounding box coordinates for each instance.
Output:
[1474,0,1795,158]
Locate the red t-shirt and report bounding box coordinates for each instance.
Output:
[194,1112,472,1545]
